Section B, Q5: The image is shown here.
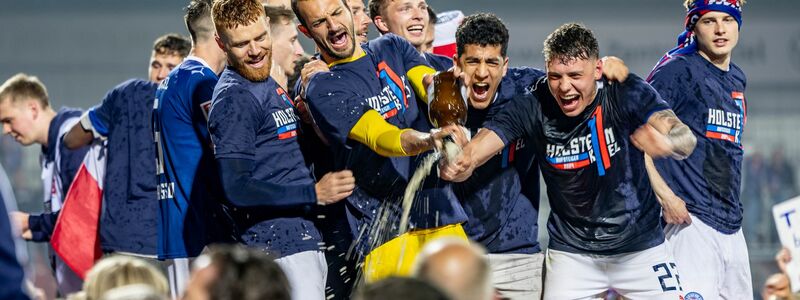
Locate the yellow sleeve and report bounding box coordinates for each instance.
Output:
[407,65,437,103]
[348,110,411,157]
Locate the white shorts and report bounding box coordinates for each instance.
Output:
[276,250,328,300]
[543,242,682,300]
[487,253,544,300]
[664,214,752,300]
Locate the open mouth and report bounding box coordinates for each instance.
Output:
[329,30,349,50]
[471,83,490,100]
[247,54,265,68]
[560,94,580,111]
[713,38,728,47]
[407,24,424,37]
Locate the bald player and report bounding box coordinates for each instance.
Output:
[413,238,493,300]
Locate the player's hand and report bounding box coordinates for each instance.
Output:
[10,211,32,240]
[601,56,629,83]
[300,59,329,98]
[659,194,691,225]
[315,170,355,205]
[431,124,469,151]
[631,124,673,158]
[439,148,475,182]
[776,247,792,274]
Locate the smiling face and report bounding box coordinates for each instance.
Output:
[297,0,357,62]
[217,16,273,81]
[374,0,429,50]
[270,19,304,77]
[454,44,508,110]
[693,11,739,65]
[545,56,602,117]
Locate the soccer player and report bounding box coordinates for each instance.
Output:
[1,73,89,295]
[291,0,469,282]
[149,34,189,83]
[368,0,451,70]
[348,0,371,44]
[265,5,305,88]
[208,1,355,299]
[441,23,697,299]
[151,1,227,297]
[646,1,752,298]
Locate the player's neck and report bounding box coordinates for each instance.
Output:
[37,107,57,146]
[192,43,226,75]
[697,49,731,71]
[321,47,364,66]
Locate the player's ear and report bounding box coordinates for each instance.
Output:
[594,58,603,80]
[298,24,311,38]
[215,33,225,51]
[502,56,509,77]
[373,15,389,33]
[452,54,462,76]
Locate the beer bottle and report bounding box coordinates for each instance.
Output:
[428,70,467,127]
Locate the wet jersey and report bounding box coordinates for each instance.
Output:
[304,34,467,239]
[209,69,321,257]
[423,52,453,72]
[648,52,746,234]
[153,57,229,259]
[485,74,670,255]
[456,67,543,254]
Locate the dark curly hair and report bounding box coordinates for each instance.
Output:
[542,23,599,64]
[455,13,509,57]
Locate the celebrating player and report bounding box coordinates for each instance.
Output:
[646,0,752,298]
[441,23,696,299]
[368,0,451,70]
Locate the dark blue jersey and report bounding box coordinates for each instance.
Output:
[304,34,467,242]
[423,52,453,72]
[485,74,671,255]
[85,80,158,255]
[648,52,746,234]
[0,164,29,300]
[208,69,320,257]
[153,58,231,259]
[457,67,543,254]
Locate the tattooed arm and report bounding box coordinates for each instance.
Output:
[631,109,697,160]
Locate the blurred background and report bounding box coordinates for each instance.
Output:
[0,0,797,298]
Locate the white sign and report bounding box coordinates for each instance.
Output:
[772,195,800,292]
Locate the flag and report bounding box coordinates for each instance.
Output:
[50,141,106,279]
[432,10,464,58]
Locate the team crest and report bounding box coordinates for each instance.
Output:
[684,292,703,300]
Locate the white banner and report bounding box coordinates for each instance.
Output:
[772,195,800,292]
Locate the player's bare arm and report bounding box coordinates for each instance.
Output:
[644,154,691,225]
[439,128,505,182]
[631,109,696,159]
[63,120,94,149]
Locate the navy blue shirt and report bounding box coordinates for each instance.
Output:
[28,108,88,242]
[87,79,158,255]
[457,67,542,254]
[0,164,29,300]
[304,35,467,241]
[648,52,746,234]
[423,52,453,72]
[209,68,321,257]
[153,58,230,259]
[485,74,670,255]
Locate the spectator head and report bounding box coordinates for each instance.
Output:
[99,284,168,300]
[71,256,168,300]
[762,273,791,300]
[413,238,492,300]
[355,276,450,300]
[183,245,291,300]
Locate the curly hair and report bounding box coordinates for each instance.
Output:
[542,23,598,64]
[212,0,265,31]
[153,33,191,57]
[455,13,509,57]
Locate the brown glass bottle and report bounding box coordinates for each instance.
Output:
[428,70,467,127]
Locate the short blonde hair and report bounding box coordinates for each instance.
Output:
[78,256,168,300]
[212,0,265,31]
[0,73,49,108]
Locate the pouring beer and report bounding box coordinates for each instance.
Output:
[428,70,467,128]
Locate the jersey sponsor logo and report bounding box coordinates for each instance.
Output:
[684,292,704,300]
[705,91,745,146]
[158,181,175,200]
[199,100,212,121]
[367,61,409,119]
[545,106,620,175]
[274,88,299,140]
